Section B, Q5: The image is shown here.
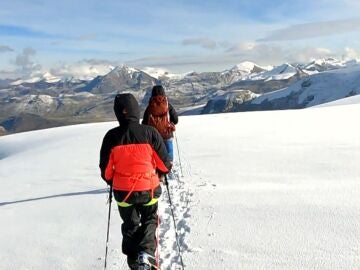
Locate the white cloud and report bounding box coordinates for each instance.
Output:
[12,47,42,78]
[344,0,360,8]
[226,42,257,53]
[15,47,37,67]
[226,42,338,64]
[0,45,14,53]
[342,47,360,60]
[1,56,116,80]
[226,42,290,64]
[259,18,360,41]
[182,37,218,49]
[0,69,18,79]
[49,59,115,80]
[292,47,333,63]
[77,34,97,41]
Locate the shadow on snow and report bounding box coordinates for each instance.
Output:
[0,188,108,206]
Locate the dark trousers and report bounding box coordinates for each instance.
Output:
[118,202,158,258]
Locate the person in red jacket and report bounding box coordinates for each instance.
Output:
[99,93,172,270]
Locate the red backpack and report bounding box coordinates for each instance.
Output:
[148,96,175,139]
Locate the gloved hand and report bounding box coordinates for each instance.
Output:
[104,179,113,187]
[156,170,167,184]
[159,174,166,183]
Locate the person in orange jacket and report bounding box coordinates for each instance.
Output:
[99,93,172,270]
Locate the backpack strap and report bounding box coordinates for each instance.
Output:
[117,173,157,207]
[120,181,137,204]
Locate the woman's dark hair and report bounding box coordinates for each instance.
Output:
[151,85,165,97]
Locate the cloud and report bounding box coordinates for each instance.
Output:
[15,47,36,67]
[125,53,276,72]
[226,41,338,64]
[226,42,257,53]
[342,47,360,60]
[0,69,17,79]
[259,18,360,41]
[49,59,115,80]
[47,47,360,77]
[0,47,41,79]
[125,55,212,68]
[226,42,289,64]
[182,37,218,49]
[50,41,63,46]
[77,34,97,41]
[12,47,41,77]
[80,59,118,66]
[344,0,360,8]
[292,47,333,63]
[0,45,14,53]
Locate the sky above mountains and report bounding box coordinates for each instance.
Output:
[0,0,360,79]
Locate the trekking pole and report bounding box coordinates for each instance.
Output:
[104,185,113,270]
[174,131,184,177]
[164,175,185,269]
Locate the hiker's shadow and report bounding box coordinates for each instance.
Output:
[0,188,108,207]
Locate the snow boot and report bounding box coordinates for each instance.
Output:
[137,252,156,270]
[127,255,139,270]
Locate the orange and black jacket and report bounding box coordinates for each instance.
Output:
[99,94,172,203]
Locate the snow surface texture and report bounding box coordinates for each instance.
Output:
[1,102,360,269]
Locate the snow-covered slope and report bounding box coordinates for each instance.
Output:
[302,57,347,74]
[252,63,300,81]
[248,63,360,109]
[1,103,360,269]
[314,93,360,107]
[10,72,61,85]
[141,67,184,80]
[202,89,260,114]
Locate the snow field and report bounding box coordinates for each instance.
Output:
[0,100,360,269]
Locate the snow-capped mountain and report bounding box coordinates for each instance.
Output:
[199,60,360,114]
[1,59,360,135]
[86,65,156,95]
[141,67,184,80]
[220,61,269,83]
[202,90,260,114]
[302,57,347,74]
[10,71,62,86]
[252,63,303,81]
[232,63,360,111]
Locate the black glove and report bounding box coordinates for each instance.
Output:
[103,179,113,187]
[156,170,166,184]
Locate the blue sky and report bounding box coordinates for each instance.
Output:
[0,0,359,78]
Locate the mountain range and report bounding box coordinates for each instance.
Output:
[0,58,359,135]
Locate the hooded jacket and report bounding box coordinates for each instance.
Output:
[99,93,172,202]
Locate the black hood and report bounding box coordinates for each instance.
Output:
[113,93,140,124]
[151,85,165,97]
